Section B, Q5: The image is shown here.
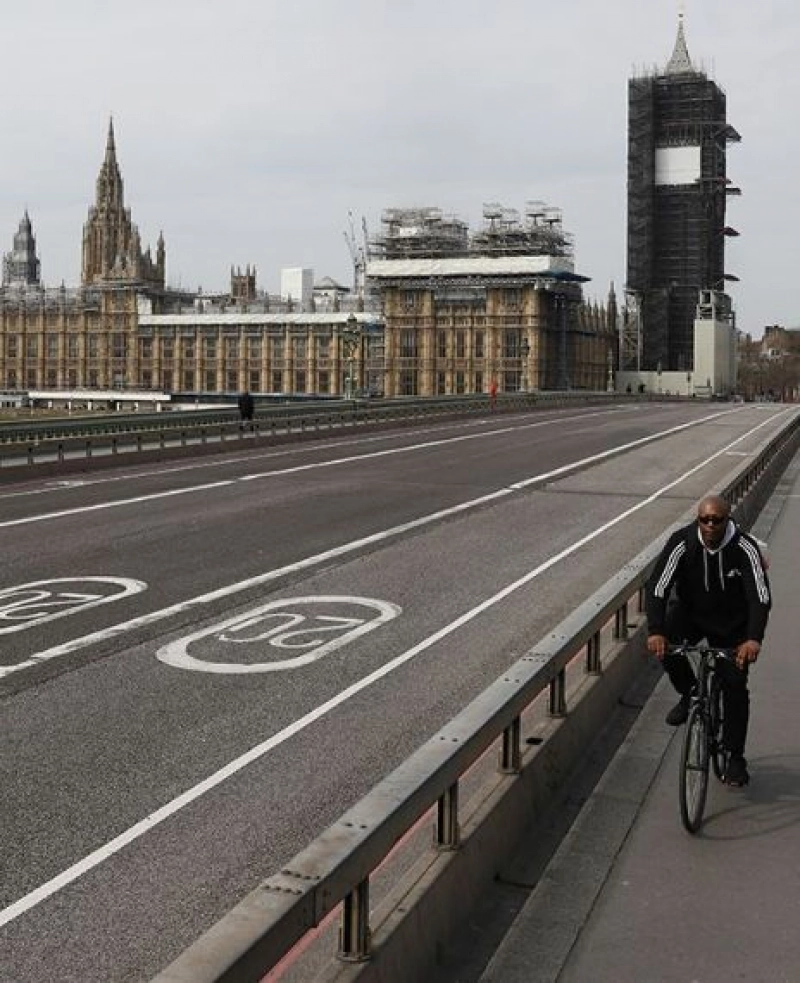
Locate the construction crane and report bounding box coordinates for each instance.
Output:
[343,211,368,300]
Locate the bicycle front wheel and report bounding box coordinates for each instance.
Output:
[679,705,710,833]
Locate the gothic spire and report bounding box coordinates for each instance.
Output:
[105,117,117,165]
[82,120,166,289]
[665,12,695,75]
[96,115,124,213]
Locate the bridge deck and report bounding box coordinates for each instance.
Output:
[479,456,800,983]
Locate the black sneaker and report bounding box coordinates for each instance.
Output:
[665,695,690,726]
[725,754,749,787]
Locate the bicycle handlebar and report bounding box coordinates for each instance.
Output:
[668,643,738,661]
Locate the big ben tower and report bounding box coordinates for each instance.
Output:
[626,15,740,373]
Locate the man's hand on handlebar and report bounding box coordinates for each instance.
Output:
[647,634,669,660]
[736,640,761,670]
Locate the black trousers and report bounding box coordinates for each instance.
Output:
[660,604,750,756]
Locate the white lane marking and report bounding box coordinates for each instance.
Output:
[0,406,779,680]
[0,409,789,929]
[22,404,641,492]
[0,406,742,528]
[0,408,620,502]
[0,578,147,635]
[0,489,509,680]
[157,597,401,673]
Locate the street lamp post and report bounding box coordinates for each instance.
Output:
[342,314,361,400]
[520,336,530,392]
[557,294,569,390]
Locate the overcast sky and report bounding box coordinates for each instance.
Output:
[1,1,796,336]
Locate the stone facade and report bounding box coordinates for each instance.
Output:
[366,207,617,396]
[0,131,616,399]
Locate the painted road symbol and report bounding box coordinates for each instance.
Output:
[0,577,147,635]
[157,595,401,673]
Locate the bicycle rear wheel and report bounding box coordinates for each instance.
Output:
[709,677,728,781]
[679,705,710,833]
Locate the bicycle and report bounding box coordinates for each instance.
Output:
[674,643,735,833]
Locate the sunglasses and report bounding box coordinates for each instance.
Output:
[698,515,727,526]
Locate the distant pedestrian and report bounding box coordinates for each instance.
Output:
[238,390,254,430]
[489,378,498,411]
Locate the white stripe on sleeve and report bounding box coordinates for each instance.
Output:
[740,538,770,604]
[654,542,686,598]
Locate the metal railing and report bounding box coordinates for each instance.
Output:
[152,410,800,983]
[0,391,641,472]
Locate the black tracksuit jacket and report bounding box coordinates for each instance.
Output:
[646,520,771,645]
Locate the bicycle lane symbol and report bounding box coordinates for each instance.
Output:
[156,596,401,674]
[0,578,147,635]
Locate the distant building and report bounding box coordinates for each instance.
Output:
[0,127,615,399]
[313,276,350,311]
[625,15,740,376]
[280,268,314,310]
[230,266,257,303]
[366,205,616,396]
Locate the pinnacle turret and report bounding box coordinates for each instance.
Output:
[3,211,41,287]
[95,116,124,213]
[104,118,117,167]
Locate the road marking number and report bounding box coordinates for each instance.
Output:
[157,595,401,673]
[0,577,147,635]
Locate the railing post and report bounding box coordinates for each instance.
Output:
[586,630,602,675]
[435,781,460,850]
[549,668,567,717]
[338,878,371,963]
[499,716,522,774]
[614,601,629,640]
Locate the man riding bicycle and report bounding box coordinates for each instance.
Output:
[646,494,772,787]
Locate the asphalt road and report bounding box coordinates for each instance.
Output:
[1,400,796,982]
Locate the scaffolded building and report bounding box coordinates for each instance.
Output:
[366,204,615,396]
[625,16,740,373]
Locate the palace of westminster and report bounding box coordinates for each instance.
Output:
[0,123,616,400]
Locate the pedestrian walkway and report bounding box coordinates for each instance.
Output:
[480,457,800,983]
